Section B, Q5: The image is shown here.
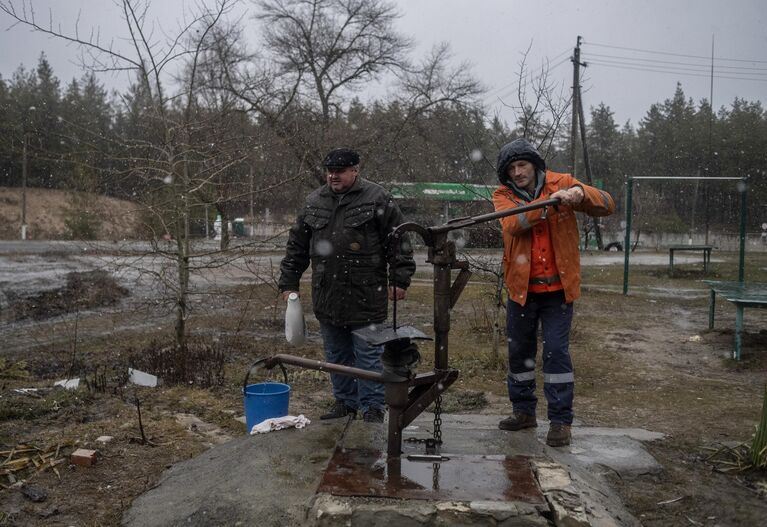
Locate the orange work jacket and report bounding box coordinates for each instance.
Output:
[492,171,615,306]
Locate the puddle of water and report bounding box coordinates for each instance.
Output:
[318,447,544,503]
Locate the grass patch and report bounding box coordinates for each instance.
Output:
[438,389,488,412]
[751,385,767,469]
[0,358,31,380]
[0,389,88,421]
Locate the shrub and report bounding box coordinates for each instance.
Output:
[63,196,101,239]
[750,385,767,469]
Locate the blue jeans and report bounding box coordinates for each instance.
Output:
[506,291,574,424]
[319,321,385,413]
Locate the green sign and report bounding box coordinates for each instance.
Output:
[388,182,495,202]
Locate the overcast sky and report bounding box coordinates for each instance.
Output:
[1,0,764,127]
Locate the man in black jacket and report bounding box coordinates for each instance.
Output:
[278,148,415,423]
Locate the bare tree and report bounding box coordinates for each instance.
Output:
[210,0,483,185]
[203,0,412,182]
[390,43,484,143]
[0,0,249,350]
[256,0,412,123]
[495,43,571,157]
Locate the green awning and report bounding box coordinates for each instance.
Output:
[388,182,495,202]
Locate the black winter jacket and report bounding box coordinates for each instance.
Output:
[278,177,415,326]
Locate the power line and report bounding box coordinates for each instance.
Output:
[487,56,571,103]
[586,60,767,83]
[549,47,574,64]
[584,40,767,65]
[483,47,572,99]
[585,57,767,77]
[583,52,767,73]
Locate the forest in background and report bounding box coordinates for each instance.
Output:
[0,0,765,241]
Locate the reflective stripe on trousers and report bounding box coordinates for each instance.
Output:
[506,290,574,424]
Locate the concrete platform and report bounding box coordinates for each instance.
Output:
[122,414,663,526]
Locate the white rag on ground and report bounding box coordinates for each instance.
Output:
[249,414,311,435]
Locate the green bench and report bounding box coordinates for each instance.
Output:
[669,245,713,275]
[705,280,767,360]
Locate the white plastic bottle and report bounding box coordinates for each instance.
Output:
[285,292,306,345]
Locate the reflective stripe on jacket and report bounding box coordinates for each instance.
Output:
[492,170,615,306]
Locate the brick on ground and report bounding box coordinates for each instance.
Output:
[71,448,97,466]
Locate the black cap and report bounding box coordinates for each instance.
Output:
[497,138,546,185]
[322,148,360,168]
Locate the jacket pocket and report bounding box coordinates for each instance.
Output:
[310,271,328,315]
[343,203,376,228]
[305,206,331,230]
[350,271,387,318]
[343,203,379,252]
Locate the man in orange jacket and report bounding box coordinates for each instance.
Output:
[492,138,615,447]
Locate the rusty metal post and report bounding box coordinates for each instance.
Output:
[385,381,409,456]
[430,232,453,371]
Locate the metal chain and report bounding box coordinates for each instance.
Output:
[403,392,444,449]
[431,393,444,489]
[432,461,440,490]
[433,393,442,444]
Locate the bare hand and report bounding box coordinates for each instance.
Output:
[388,286,407,301]
[551,186,584,205]
[282,290,299,301]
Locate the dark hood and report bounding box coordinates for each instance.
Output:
[496,139,547,201]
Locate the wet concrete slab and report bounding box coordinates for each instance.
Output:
[122,413,661,526]
[318,448,544,503]
[402,414,664,477]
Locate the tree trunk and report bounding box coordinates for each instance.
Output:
[216,204,230,250]
[174,154,192,352]
[174,213,190,352]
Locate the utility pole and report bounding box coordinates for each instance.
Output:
[705,34,715,245]
[572,37,604,250]
[570,36,582,175]
[576,82,604,250]
[20,105,35,241]
[21,132,28,240]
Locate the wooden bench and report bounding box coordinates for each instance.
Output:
[705,280,767,360]
[669,245,713,275]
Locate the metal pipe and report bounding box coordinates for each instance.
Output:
[623,176,634,295]
[429,198,560,234]
[267,354,384,382]
[386,381,409,456]
[427,231,453,371]
[407,454,450,462]
[738,177,747,283]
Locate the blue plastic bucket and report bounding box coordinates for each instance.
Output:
[243,382,290,432]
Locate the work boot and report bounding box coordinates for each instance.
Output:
[498,413,537,431]
[546,423,572,447]
[320,401,356,420]
[362,407,385,423]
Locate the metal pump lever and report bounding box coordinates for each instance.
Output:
[259,197,560,457]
